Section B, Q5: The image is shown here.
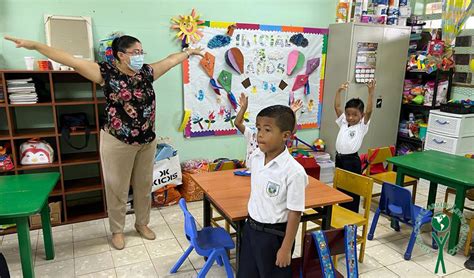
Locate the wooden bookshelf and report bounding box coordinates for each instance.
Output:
[0,70,107,234]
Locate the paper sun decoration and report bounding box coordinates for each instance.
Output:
[171,9,204,45]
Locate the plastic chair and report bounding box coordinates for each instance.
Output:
[368,182,434,260]
[301,168,373,263]
[170,199,235,278]
[367,146,418,202]
[292,227,358,278]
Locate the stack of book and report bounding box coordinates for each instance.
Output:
[7,78,38,104]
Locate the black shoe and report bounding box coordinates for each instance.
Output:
[464,253,474,270]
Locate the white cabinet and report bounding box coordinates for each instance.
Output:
[320,23,410,158]
[425,110,474,155]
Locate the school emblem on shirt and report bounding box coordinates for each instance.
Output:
[349,130,356,138]
[266,181,280,197]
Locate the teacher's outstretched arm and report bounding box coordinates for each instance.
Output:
[150,47,203,81]
[4,35,103,85]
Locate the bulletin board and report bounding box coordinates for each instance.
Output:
[181,21,328,138]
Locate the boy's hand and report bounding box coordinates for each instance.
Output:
[366,79,376,93]
[337,82,349,92]
[275,247,292,268]
[239,92,248,109]
[290,99,303,113]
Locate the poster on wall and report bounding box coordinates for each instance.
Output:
[354,42,377,84]
[180,20,328,138]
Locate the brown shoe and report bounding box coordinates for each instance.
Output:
[135,224,156,240]
[111,233,125,250]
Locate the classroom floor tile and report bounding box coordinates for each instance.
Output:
[2,182,474,277]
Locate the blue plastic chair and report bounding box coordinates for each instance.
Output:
[170,199,235,277]
[367,182,434,260]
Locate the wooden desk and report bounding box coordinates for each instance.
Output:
[0,173,60,278]
[189,169,352,266]
[388,150,474,253]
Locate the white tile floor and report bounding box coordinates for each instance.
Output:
[1,181,474,277]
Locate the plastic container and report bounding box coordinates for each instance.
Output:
[440,103,474,114]
[419,123,427,140]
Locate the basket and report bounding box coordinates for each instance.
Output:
[440,102,474,114]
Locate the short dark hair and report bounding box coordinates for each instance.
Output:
[257,105,295,132]
[111,35,141,61]
[345,98,364,113]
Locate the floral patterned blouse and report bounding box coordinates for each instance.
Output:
[99,62,156,145]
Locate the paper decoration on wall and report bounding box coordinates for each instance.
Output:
[287,50,305,75]
[178,109,192,132]
[200,52,215,77]
[208,35,231,49]
[98,31,124,64]
[354,42,377,83]
[217,70,238,110]
[279,80,288,91]
[199,52,221,95]
[182,21,328,138]
[241,77,251,89]
[227,24,236,36]
[225,47,244,74]
[290,34,309,47]
[171,9,205,46]
[291,58,320,96]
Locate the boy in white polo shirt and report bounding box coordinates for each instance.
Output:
[334,80,375,213]
[235,93,303,169]
[237,105,308,278]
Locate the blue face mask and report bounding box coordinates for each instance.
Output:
[128,54,144,72]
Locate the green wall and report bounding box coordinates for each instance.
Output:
[1,0,335,161]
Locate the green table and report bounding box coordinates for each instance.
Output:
[0,172,60,278]
[388,150,474,253]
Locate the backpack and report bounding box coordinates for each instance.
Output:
[20,138,54,165]
[60,113,90,150]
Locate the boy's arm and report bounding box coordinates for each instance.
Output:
[290,99,303,134]
[334,82,348,118]
[364,80,376,124]
[276,210,301,267]
[235,93,248,134]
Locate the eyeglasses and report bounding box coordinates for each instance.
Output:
[124,50,147,56]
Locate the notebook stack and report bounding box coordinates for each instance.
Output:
[7,78,38,104]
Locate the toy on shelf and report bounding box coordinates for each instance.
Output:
[287,135,318,152]
[313,138,326,152]
[402,78,449,107]
[424,80,449,107]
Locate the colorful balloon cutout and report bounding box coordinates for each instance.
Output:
[225,47,244,74]
[287,50,305,76]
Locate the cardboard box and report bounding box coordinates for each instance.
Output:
[29,201,62,229]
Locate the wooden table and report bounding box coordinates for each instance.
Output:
[388,150,474,253]
[0,173,60,278]
[189,169,352,266]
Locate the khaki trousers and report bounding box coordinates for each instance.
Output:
[100,130,157,233]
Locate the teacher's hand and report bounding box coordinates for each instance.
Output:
[4,35,38,50]
[189,46,204,57]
